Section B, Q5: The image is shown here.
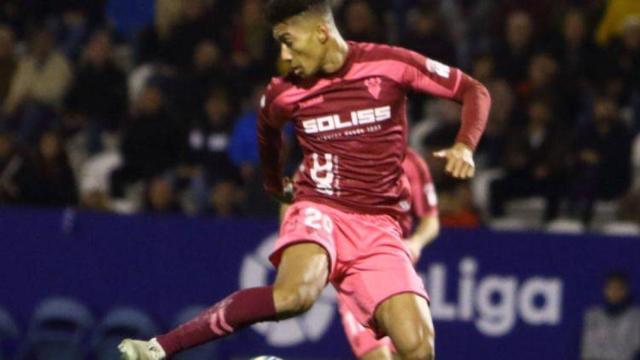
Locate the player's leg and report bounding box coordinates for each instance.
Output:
[361,346,397,360]
[333,212,433,360]
[339,295,395,360]
[119,242,329,359]
[375,293,434,360]
[272,242,330,317]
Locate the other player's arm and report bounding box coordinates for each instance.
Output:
[400,49,491,179]
[404,151,440,263]
[405,214,439,264]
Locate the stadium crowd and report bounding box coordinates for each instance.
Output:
[0,0,639,232]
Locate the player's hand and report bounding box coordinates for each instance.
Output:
[433,143,475,179]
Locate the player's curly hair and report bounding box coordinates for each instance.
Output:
[265,0,332,25]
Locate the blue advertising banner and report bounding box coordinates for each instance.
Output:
[0,207,638,359]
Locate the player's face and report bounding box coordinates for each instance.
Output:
[273,17,328,78]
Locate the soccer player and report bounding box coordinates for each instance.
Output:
[338,147,440,360]
[119,1,490,359]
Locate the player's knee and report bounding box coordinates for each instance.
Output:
[397,330,435,360]
[401,340,434,360]
[361,347,394,360]
[273,284,321,316]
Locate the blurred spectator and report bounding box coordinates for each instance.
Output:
[163,0,218,70]
[569,96,632,224]
[493,10,537,85]
[0,1,27,39]
[229,84,283,216]
[595,0,640,46]
[618,190,640,225]
[470,54,496,85]
[552,9,598,83]
[144,176,182,213]
[0,0,637,228]
[475,79,514,168]
[416,99,463,158]
[208,180,243,218]
[491,0,570,37]
[516,53,567,125]
[106,0,154,41]
[178,88,240,212]
[604,16,640,102]
[109,83,181,198]
[229,0,272,81]
[29,130,78,207]
[66,30,127,154]
[177,39,229,120]
[182,87,239,182]
[0,25,16,103]
[490,97,569,221]
[550,9,599,122]
[78,152,121,211]
[230,85,263,183]
[3,26,72,144]
[581,272,640,360]
[339,0,384,43]
[402,5,457,66]
[0,131,36,204]
[55,5,92,61]
[135,0,183,65]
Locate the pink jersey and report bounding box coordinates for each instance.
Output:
[398,149,438,237]
[259,41,490,216]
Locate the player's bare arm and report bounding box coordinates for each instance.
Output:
[405,214,440,263]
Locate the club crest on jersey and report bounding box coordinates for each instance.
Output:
[302,105,391,134]
[364,77,382,99]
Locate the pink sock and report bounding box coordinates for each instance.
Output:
[156,286,277,356]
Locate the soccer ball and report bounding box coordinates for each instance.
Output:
[250,356,283,360]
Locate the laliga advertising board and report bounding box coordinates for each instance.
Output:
[239,228,635,360]
[0,209,637,359]
[241,234,561,346]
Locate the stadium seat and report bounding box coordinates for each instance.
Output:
[599,222,640,236]
[0,306,19,360]
[172,306,219,360]
[92,307,158,360]
[591,200,620,230]
[545,218,585,234]
[488,217,531,231]
[471,168,504,214]
[504,197,546,229]
[17,297,93,360]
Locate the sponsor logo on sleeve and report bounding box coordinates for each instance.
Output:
[426,59,451,79]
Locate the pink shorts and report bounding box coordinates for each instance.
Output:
[270,201,429,334]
